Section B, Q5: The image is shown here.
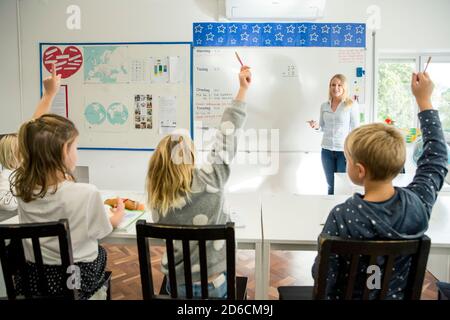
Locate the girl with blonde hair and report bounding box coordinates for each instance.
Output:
[146,66,252,298]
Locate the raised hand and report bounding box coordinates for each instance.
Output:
[43,63,61,98]
[239,66,252,90]
[411,72,434,111]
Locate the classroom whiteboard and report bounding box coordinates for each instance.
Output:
[193,46,366,152]
[40,42,192,150]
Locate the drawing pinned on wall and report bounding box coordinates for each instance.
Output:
[150,57,169,83]
[84,98,129,132]
[84,102,107,125]
[131,59,147,82]
[134,94,153,130]
[107,103,129,125]
[338,49,365,64]
[352,66,366,104]
[84,46,129,83]
[169,56,185,83]
[51,85,69,117]
[159,96,177,134]
[43,46,83,79]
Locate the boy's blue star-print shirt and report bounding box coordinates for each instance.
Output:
[313,109,448,300]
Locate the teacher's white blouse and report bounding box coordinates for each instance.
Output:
[318,100,360,151]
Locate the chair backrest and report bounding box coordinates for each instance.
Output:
[0,219,78,300]
[136,220,237,300]
[73,166,89,183]
[314,234,431,300]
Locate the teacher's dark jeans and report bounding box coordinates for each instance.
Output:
[321,148,347,195]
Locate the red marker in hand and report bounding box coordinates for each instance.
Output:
[235,51,244,67]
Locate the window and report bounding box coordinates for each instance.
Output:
[423,56,450,137]
[376,59,416,129]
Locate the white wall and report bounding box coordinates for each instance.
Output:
[0,0,21,134]
[2,0,450,190]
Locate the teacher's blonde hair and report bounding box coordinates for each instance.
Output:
[329,74,353,107]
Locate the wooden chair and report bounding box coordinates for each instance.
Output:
[136,220,247,300]
[278,234,431,300]
[0,219,111,300]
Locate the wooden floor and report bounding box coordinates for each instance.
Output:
[103,244,438,300]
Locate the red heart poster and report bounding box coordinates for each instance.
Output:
[43,46,83,79]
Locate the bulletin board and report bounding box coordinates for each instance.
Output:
[39,42,192,150]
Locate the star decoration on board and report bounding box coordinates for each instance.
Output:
[241,32,250,41]
[192,22,366,48]
[194,25,203,33]
[332,25,341,34]
[275,33,284,41]
[252,25,261,33]
[344,33,353,42]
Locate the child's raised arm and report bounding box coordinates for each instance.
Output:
[407,72,448,212]
[197,66,251,189]
[235,66,251,102]
[32,63,61,119]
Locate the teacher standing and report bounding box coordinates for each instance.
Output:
[308,74,360,195]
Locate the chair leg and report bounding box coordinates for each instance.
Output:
[104,271,112,300]
[107,282,111,300]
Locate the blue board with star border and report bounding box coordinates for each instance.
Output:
[192,22,367,152]
[193,22,365,48]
